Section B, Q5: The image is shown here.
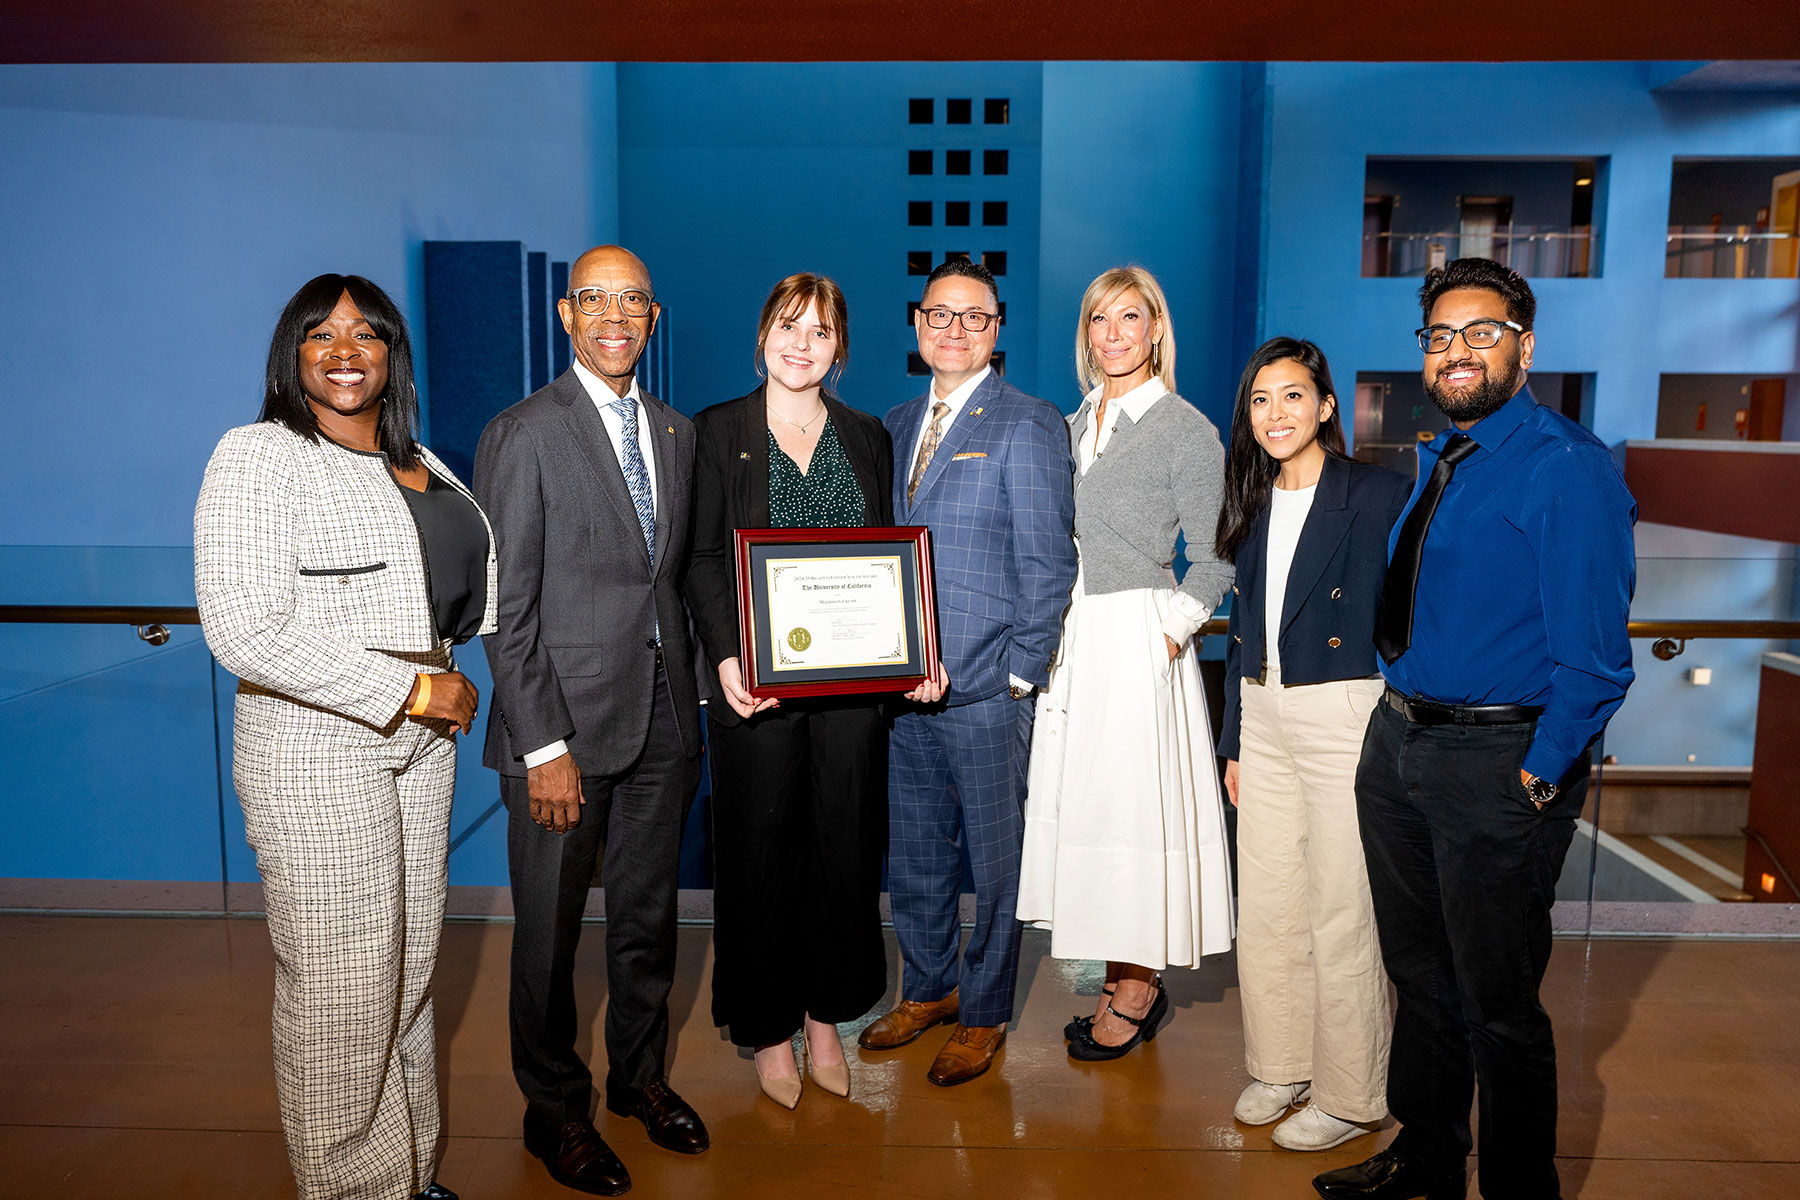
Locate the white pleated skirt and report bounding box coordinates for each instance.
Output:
[1016,576,1236,969]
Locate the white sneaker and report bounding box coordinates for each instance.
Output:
[1271,1102,1379,1151]
[1233,1078,1311,1125]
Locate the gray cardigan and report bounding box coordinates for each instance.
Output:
[1068,389,1234,612]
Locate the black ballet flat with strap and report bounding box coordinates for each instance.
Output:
[1067,977,1167,1062]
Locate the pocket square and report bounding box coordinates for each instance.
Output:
[952,451,988,460]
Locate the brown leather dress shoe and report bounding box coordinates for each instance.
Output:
[857,988,960,1049]
[522,1113,631,1196]
[604,1078,710,1155]
[926,1023,1006,1086]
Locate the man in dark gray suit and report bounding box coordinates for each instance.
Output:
[476,244,706,1197]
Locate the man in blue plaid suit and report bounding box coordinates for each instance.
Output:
[857,259,1077,1085]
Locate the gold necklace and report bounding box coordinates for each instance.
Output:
[770,402,826,435]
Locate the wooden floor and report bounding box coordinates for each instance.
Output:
[1,916,1797,1200]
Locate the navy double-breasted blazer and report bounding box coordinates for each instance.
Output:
[1219,453,1410,760]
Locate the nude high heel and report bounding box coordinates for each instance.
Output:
[755,1044,802,1110]
[804,1027,851,1098]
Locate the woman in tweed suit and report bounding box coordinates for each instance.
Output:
[195,274,497,1200]
[1017,265,1236,1061]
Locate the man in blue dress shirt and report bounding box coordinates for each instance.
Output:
[1315,259,1635,1200]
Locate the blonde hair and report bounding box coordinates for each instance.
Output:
[1073,265,1176,395]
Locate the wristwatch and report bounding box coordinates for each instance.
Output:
[1521,770,1559,808]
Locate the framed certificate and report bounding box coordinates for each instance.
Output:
[734,526,939,699]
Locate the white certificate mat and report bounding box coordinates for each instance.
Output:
[763,554,909,672]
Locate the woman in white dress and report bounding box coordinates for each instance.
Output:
[1017,265,1236,1061]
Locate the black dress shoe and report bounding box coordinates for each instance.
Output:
[1313,1148,1466,1200]
[522,1113,632,1196]
[413,1186,458,1200]
[605,1079,710,1155]
[1068,978,1168,1062]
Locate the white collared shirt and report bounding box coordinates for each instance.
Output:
[905,363,993,482]
[525,362,661,769]
[1076,376,1208,648]
[1077,376,1167,472]
[572,359,659,506]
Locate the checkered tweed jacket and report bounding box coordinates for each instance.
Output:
[885,372,1078,704]
[196,421,499,729]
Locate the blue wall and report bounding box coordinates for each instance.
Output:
[0,64,617,887]
[616,63,1044,420]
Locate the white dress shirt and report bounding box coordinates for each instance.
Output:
[1262,483,1317,675]
[1077,377,1210,648]
[524,363,660,769]
[906,364,992,481]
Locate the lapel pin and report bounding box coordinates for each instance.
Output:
[972,407,984,415]
[739,451,751,460]
[666,425,675,434]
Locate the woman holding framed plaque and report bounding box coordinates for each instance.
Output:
[686,273,896,1109]
[1017,265,1237,1062]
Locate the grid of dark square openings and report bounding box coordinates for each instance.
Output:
[909,97,1009,126]
[906,95,1012,372]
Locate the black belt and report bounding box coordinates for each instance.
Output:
[1383,687,1542,726]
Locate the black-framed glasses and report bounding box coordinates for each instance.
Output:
[567,287,654,317]
[920,306,1001,333]
[1416,319,1522,354]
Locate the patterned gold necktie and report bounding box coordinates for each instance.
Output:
[908,400,950,505]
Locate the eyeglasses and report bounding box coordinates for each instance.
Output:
[920,306,1001,333]
[1415,319,1522,354]
[567,287,654,317]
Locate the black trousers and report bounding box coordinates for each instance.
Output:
[1355,701,1589,1200]
[706,698,889,1047]
[503,665,702,1123]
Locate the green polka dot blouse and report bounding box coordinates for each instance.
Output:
[768,419,866,529]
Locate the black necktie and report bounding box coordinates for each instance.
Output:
[1375,433,1477,664]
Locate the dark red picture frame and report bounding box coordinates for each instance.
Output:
[734,525,938,699]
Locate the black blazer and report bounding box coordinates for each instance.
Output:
[1219,453,1411,760]
[476,369,704,777]
[685,386,895,721]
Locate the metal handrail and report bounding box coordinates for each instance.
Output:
[4,606,1797,656]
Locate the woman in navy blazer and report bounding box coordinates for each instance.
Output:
[1214,338,1410,1153]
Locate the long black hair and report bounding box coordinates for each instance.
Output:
[258,273,421,469]
[1213,337,1350,563]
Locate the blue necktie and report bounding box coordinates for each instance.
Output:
[610,394,656,568]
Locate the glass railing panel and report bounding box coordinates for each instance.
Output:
[1570,553,1800,934]
[1664,226,1800,279]
[0,546,225,911]
[1363,227,1595,278]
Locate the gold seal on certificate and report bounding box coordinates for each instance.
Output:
[735,526,940,699]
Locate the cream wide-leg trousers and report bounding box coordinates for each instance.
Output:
[234,674,456,1200]
[1235,667,1390,1123]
